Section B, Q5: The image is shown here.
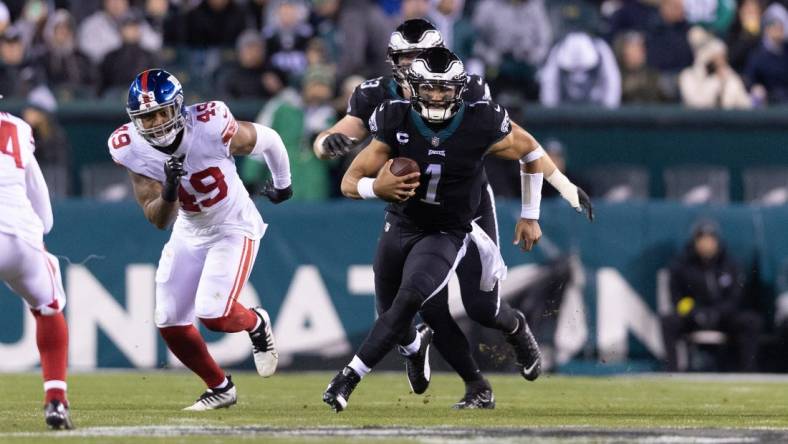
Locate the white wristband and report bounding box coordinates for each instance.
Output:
[357,177,378,200]
[521,171,543,220]
[545,169,579,208]
[519,145,545,165]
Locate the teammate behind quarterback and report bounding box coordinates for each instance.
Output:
[109,69,292,410]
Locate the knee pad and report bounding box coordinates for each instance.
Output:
[401,271,439,300]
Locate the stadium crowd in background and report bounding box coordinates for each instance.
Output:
[0,1,786,107]
[2,0,787,199]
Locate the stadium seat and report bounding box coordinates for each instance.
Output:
[39,163,70,199]
[743,167,788,206]
[80,163,132,201]
[678,330,729,372]
[582,165,649,202]
[664,165,730,205]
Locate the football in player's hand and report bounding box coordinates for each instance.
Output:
[390,157,420,181]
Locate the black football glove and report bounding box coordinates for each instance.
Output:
[162,155,186,202]
[576,186,594,222]
[322,133,356,158]
[261,179,293,204]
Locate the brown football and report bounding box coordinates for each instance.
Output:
[390,157,420,178]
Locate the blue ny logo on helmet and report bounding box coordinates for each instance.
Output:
[127,69,185,147]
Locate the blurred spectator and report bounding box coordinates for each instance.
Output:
[744,3,788,105]
[185,0,248,47]
[309,0,341,61]
[679,27,751,109]
[41,9,97,100]
[78,0,162,65]
[22,89,70,188]
[15,0,49,60]
[71,0,102,24]
[645,0,693,73]
[540,31,621,108]
[548,0,604,39]
[605,0,658,38]
[264,0,313,82]
[428,0,463,50]
[0,26,44,99]
[682,0,735,35]
[614,31,669,103]
[472,0,552,99]
[336,0,390,79]
[98,12,158,97]
[145,0,180,45]
[727,0,764,73]
[247,71,336,200]
[399,0,430,20]
[219,29,283,100]
[660,220,761,372]
[0,2,9,37]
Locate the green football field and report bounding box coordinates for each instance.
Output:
[2,371,788,443]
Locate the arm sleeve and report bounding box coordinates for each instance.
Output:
[251,124,292,189]
[25,156,53,234]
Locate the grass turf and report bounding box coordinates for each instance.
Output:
[2,371,788,442]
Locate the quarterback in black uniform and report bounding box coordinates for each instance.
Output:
[316,19,592,409]
[322,48,593,412]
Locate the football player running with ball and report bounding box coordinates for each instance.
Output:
[316,20,592,409]
[323,47,592,412]
[0,111,73,429]
[109,69,292,410]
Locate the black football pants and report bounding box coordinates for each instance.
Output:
[357,212,467,368]
[368,186,519,381]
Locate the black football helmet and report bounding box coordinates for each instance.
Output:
[387,19,444,84]
[406,47,467,122]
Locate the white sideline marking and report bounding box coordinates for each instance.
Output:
[0,426,767,443]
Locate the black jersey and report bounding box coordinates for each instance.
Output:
[347,74,491,130]
[370,99,512,232]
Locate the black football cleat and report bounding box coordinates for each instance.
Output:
[323,367,361,412]
[505,310,542,381]
[44,400,74,430]
[404,324,433,394]
[453,380,495,410]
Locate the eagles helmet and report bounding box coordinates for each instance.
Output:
[126,69,185,147]
[406,47,467,122]
[387,19,444,84]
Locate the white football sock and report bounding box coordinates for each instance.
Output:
[348,355,371,378]
[212,377,229,390]
[398,331,422,356]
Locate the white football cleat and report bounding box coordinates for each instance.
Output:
[249,307,278,377]
[183,375,237,411]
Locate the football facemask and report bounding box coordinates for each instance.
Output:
[406,48,467,122]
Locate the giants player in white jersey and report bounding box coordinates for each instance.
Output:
[0,111,73,429]
[109,69,292,410]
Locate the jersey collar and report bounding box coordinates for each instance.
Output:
[409,104,466,148]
